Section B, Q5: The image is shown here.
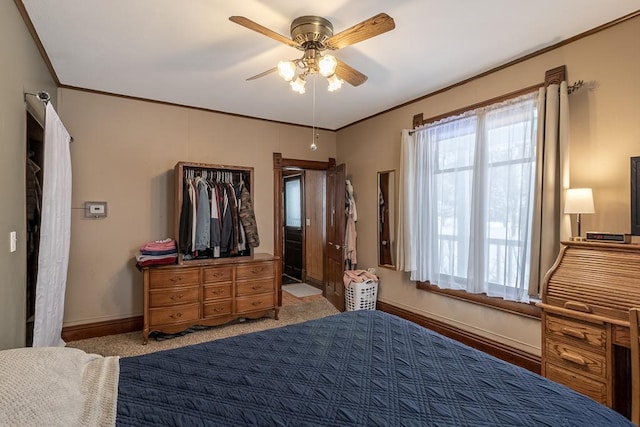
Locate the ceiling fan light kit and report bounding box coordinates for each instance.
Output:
[229,12,395,150]
[229,12,395,93]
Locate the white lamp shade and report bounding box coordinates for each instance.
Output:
[564,188,595,214]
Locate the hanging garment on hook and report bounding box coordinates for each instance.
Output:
[239,183,260,248]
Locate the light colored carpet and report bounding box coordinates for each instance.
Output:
[66,295,338,357]
[282,283,323,298]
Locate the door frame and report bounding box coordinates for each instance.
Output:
[273,153,335,305]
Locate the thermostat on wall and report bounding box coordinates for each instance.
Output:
[84,201,107,218]
[585,232,630,243]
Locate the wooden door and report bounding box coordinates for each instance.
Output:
[325,163,346,311]
[283,174,303,281]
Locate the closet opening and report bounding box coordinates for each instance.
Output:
[25,111,44,346]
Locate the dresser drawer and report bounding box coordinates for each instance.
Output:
[545,314,606,350]
[149,285,199,308]
[236,294,275,314]
[203,284,232,301]
[545,363,607,404]
[545,339,606,378]
[149,268,200,289]
[203,300,233,318]
[149,303,199,326]
[236,261,274,280]
[236,278,275,297]
[203,266,233,284]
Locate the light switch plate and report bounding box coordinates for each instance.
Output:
[9,231,16,252]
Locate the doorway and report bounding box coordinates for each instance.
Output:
[283,172,304,284]
[273,153,346,312]
[26,111,44,346]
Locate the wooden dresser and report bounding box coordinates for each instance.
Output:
[142,253,279,344]
[539,241,640,418]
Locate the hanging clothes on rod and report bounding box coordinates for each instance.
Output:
[178,167,259,260]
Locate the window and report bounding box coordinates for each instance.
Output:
[410,92,538,302]
[284,176,302,228]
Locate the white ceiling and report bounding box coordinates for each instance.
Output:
[21,1,639,130]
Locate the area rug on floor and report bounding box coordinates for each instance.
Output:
[282,283,323,298]
[66,297,338,357]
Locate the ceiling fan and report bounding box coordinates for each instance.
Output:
[229,13,395,93]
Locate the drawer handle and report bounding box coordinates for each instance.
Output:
[560,351,587,366]
[251,301,263,307]
[561,327,586,340]
[169,276,184,283]
[169,312,183,319]
[213,272,224,278]
[564,301,591,313]
[251,285,264,290]
[169,294,184,301]
[212,290,223,295]
[214,307,224,313]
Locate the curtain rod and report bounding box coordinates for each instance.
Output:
[23,91,74,142]
[24,91,51,104]
[409,79,586,135]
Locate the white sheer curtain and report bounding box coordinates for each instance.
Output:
[33,103,72,347]
[402,92,539,302]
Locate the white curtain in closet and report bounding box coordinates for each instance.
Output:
[33,103,72,347]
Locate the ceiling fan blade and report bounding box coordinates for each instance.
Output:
[246,67,278,81]
[326,13,395,50]
[335,59,368,87]
[229,16,298,48]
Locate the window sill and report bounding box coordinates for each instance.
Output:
[416,281,541,319]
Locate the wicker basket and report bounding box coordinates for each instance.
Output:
[345,279,378,311]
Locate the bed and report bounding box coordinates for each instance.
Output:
[1,310,633,426]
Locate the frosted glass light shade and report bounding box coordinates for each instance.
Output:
[564,188,595,214]
[290,76,306,94]
[318,55,337,77]
[326,73,343,92]
[277,61,296,81]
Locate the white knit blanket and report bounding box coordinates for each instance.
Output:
[0,347,119,426]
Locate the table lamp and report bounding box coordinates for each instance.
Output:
[564,188,595,240]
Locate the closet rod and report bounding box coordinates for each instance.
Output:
[23,91,74,142]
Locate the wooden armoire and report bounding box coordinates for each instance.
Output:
[140,161,279,344]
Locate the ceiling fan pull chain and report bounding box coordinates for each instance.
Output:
[311,77,318,151]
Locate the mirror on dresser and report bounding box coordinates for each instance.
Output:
[377,170,396,269]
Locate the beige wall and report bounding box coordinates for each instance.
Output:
[0,2,58,349]
[3,3,638,355]
[57,89,337,326]
[336,16,640,356]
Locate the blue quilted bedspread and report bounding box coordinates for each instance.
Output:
[116,310,632,426]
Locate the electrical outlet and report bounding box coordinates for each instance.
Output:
[9,231,16,253]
